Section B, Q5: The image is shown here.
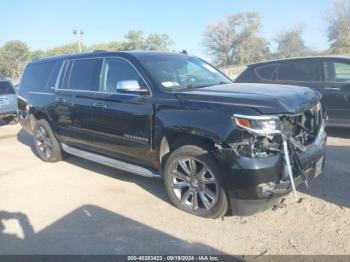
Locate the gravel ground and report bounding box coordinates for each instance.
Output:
[0,123,349,255]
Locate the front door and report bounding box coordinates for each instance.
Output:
[92,58,154,166]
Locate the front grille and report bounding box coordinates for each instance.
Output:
[281,103,323,146]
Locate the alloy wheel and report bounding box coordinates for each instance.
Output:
[170,157,219,213]
[35,126,53,159]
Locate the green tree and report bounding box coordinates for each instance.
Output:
[236,36,270,65]
[327,0,350,54]
[46,42,85,56]
[88,41,125,52]
[203,12,270,66]
[144,33,173,51]
[0,41,30,82]
[30,50,46,60]
[124,30,145,50]
[123,30,173,51]
[275,25,307,58]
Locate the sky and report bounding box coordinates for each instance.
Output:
[0,0,331,58]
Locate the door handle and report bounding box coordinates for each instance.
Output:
[93,102,107,108]
[56,98,66,103]
[324,87,341,91]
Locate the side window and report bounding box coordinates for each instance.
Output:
[45,61,62,91]
[20,61,56,91]
[68,59,102,91]
[277,60,321,82]
[324,61,350,83]
[100,58,146,93]
[255,64,278,80]
[59,61,72,90]
[0,81,14,95]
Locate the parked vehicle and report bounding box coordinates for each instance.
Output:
[0,80,17,125]
[17,52,327,218]
[235,56,350,127]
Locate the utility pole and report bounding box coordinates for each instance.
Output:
[73,30,84,53]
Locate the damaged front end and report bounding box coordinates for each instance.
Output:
[230,102,327,202]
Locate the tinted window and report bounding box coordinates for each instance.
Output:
[277,60,321,82]
[324,61,350,83]
[68,59,102,91]
[255,64,277,80]
[46,61,63,90]
[100,58,146,93]
[20,61,56,91]
[0,81,14,95]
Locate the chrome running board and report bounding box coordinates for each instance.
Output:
[61,144,161,178]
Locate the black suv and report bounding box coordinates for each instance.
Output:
[18,52,327,218]
[235,56,350,127]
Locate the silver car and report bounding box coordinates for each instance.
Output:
[0,80,17,125]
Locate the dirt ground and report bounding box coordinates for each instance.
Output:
[0,123,349,255]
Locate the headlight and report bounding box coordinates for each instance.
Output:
[233,114,282,135]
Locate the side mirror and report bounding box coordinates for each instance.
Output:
[116,80,148,95]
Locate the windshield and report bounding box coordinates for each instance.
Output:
[138,54,232,91]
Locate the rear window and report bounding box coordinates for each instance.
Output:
[0,81,14,95]
[20,61,57,91]
[277,60,321,82]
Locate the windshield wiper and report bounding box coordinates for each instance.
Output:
[185,81,231,89]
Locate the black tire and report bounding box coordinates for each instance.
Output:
[4,116,18,125]
[33,119,63,162]
[163,145,229,219]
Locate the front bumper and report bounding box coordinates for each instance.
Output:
[220,125,327,216]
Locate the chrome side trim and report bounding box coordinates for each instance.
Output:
[28,91,55,95]
[61,144,160,178]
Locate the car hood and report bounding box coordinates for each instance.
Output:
[175,83,321,114]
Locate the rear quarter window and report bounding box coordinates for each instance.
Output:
[0,81,14,95]
[20,61,58,92]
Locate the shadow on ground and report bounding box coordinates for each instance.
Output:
[0,206,223,255]
[17,128,170,205]
[17,127,350,213]
[326,127,350,139]
[299,144,350,209]
[298,127,350,209]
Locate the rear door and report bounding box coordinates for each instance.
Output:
[321,58,350,126]
[275,59,323,90]
[92,57,154,166]
[53,58,102,150]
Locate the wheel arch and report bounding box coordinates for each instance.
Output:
[159,130,218,169]
[29,109,52,131]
